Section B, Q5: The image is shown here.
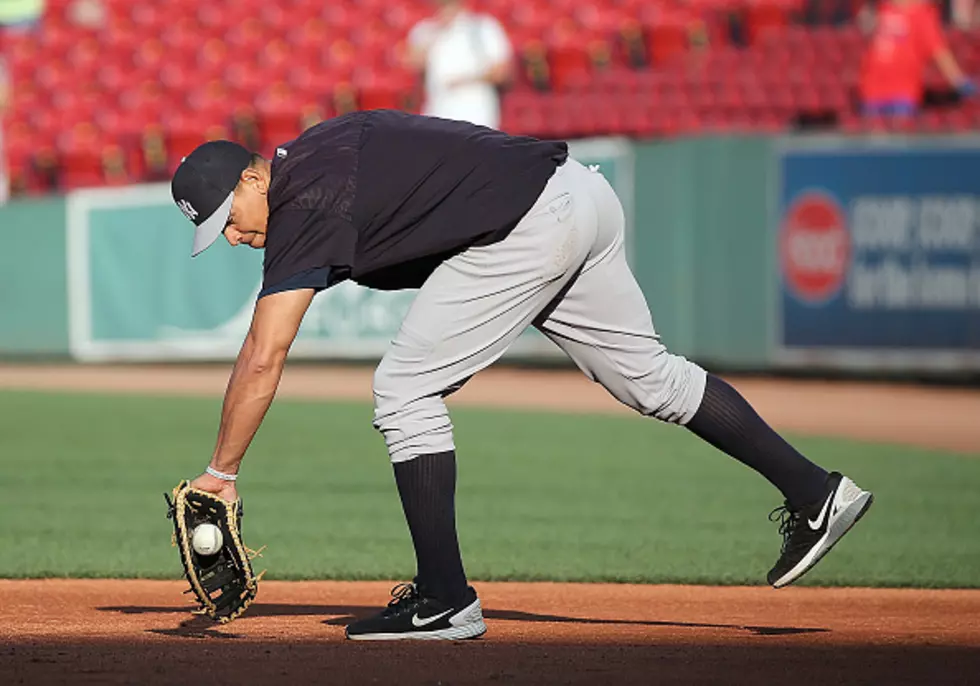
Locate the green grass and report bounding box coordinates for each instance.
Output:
[1,390,978,587]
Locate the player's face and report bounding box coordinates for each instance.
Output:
[223,168,269,250]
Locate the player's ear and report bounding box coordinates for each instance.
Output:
[240,166,268,194]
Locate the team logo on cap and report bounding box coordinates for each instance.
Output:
[177,199,199,222]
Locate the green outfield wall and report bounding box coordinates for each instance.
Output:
[0,197,69,355]
[631,136,773,368]
[2,134,978,374]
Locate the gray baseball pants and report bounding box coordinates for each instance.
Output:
[373,158,707,462]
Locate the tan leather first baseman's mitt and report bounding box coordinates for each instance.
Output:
[164,480,265,623]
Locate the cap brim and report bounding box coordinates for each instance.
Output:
[191,192,234,257]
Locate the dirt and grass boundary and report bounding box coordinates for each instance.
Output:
[2,364,978,684]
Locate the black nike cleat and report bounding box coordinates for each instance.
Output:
[345,582,487,641]
[767,471,874,588]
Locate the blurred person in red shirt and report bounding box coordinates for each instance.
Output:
[859,0,975,117]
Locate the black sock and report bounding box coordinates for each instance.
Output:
[393,451,468,605]
[686,374,828,508]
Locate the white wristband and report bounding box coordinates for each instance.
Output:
[206,466,238,482]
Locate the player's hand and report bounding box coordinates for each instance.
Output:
[957,79,977,98]
[189,472,239,504]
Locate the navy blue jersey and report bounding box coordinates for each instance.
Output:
[260,110,568,294]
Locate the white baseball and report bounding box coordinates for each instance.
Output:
[191,523,223,556]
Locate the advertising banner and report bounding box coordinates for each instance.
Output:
[774,139,980,371]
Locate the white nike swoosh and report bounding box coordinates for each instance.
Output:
[411,609,453,628]
[808,492,834,530]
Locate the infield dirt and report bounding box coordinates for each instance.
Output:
[3,580,980,685]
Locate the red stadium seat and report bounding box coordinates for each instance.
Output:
[118,80,167,127]
[592,68,642,96]
[321,4,360,34]
[162,20,204,56]
[198,38,232,80]
[222,63,269,102]
[352,20,401,69]
[257,3,291,32]
[4,32,40,81]
[287,16,332,53]
[501,92,545,135]
[942,109,973,132]
[52,85,108,126]
[225,16,270,51]
[9,79,45,121]
[188,80,236,126]
[254,83,310,150]
[196,3,229,31]
[621,96,658,137]
[754,112,788,133]
[130,2,166,31]
[131,38,167,74]
[35,22,74,54]
[510,3,553,36]
[543,18,614,91]
[287,63,334,100]
[34,62,78,97]
[838,113,864,134]
[919,110,946,132]
[324,38,360,74]
[96,59,139,94]
[132,123,171,182]
[158,63,198,102]
[64,35,102,77]
[886,116,916,134]
[99,31,144,70]
[644,9,691,66]
[165,115,231,169]
[92,108,140,145]
[101,144,132,187]
[58,123,109,190]
[745,0,793,44]
[354,69,418,112]
[4,121,44,193]
[5,0,945,194]
[382,2,428,33]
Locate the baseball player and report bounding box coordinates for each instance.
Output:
[171,110,873,641]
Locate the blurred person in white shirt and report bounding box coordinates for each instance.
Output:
[405,0,514,129]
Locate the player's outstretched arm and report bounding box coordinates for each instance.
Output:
[189,288,315,500]
[934,47,975,95]
[922,7,975,96]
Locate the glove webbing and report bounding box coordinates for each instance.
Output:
[167,483,264,623]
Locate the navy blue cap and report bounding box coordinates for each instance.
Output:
[171,140,253,256]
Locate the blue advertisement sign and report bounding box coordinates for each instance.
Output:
[775,140,980,370]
